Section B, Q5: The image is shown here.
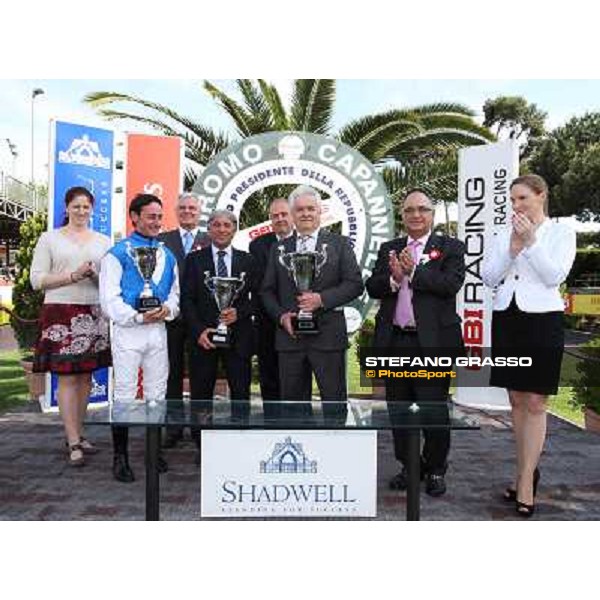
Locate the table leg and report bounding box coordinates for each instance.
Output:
[406,428,421,521]
[146,427,160,521]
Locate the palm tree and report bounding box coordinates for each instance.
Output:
[84,79,495,224]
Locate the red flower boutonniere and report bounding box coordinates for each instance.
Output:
[419,248,443,266]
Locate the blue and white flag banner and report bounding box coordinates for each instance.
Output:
[42,120,115,411]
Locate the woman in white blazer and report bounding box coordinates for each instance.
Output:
[482,174,576,518]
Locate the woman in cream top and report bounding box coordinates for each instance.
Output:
[482,174,576,518]
[30,186,111,467]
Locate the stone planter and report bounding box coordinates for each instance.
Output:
[584,407,600,433]
[20,358,46,401]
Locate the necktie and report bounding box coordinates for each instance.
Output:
[394,240,421,328]
[217,250,228,277]
[183,231,194,255]
[299,235,310,252]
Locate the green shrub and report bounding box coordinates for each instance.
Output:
[9,212,47,354]
[354,317,375,365]
[566,248,600,287]
[570,336,600,413]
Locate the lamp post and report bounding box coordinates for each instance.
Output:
[31,87,45,210]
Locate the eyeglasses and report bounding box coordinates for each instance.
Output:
[403,207,433,215]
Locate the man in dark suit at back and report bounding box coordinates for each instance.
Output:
[365,189,465,497]
[261,185,364,423]
[158,192,209,449]
[249,198,295,407]
[181,209,256,464]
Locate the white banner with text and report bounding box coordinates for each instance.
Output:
[201,430,377,518]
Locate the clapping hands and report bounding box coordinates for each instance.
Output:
[388,248,415,283]
[510,213,537,258]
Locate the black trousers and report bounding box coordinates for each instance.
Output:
[165,320,191,437]
[255,316,280,401]
[189,345,252,445]
[278,349,347,423]
[257,317,313,419]
[385,329,450,475]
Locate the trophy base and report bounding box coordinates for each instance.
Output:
[137,296,162,313]
[209,329,231,349]
[292,315,319,335]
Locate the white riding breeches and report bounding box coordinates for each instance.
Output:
[111,322,169,403]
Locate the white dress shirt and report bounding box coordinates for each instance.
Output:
[179,227,199,253]
[211,244,233,276]
[296,230,319,252]
[390,232,431,292]
[481,219,576,312]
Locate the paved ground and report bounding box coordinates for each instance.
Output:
[0,400,598,521]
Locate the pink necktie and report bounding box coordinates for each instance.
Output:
[394,240,421,328]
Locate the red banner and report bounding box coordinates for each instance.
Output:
[125,134,183,234]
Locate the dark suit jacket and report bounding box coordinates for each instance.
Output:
[365,233,465,349]
[181,246,256,357]
[158,229,209,280]
[249,232,278,320]
[261,230,364,352]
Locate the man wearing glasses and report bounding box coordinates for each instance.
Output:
[366,189,465,497]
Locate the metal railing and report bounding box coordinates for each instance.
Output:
[0,170,45,221]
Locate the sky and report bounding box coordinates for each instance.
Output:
[2,78,600,185]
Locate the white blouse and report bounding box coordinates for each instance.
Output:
[30,229,112,305]
[481,219,576,313]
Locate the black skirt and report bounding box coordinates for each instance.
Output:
[490,297,564,395]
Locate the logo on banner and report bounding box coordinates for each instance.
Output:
[58,134,111,169]
[260,437,317,474]
[201,430,377,517]
[192,131,394,329]
[90,374,107,399]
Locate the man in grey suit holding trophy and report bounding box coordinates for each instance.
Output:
[261,185,364,423]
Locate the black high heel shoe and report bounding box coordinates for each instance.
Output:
[515,468,541,518]
[503,467,540,502]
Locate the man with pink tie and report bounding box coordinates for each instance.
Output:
[365,189,466,497]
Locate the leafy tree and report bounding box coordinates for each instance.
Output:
[84,80,494,223]
[528,113,600,221]
[483,95,546,158]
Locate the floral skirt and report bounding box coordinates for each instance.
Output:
[33,304,112,374]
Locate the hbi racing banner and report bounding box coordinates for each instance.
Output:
[201,430,377,518]
[455,141,519,410]
[42,120,115,412]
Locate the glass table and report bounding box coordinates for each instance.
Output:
[86,399,479,521]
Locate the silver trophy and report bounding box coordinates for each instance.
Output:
[278,244,327,334]
[126,242,163,313]
[204,272,246,348]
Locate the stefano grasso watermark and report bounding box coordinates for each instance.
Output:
[358,347,556,387]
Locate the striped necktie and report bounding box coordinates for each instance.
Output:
[217,250,228,277]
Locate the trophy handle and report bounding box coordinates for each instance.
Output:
[233,272,246,302]
[315,244,328,276]
[204,271,215,293]
[278,246,294,271]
